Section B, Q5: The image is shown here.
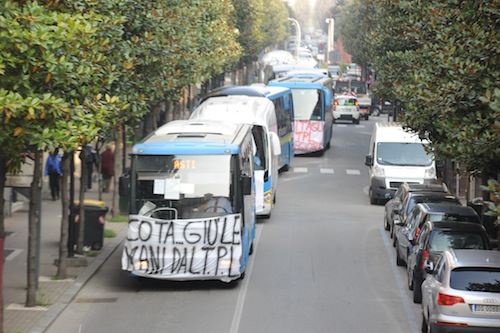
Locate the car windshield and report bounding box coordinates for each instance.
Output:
[450,268,500,292]
[376,142,433,166]
[336,98,357,106]
[429,213,480,223]
[405,197,460,217]
[429,231,486,252]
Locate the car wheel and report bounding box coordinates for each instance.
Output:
[383,212,390,230]
[364,114,369,120]
[396,244,405,266]
[413,276,422,303]
[355,118,360,124]
[421,313,428,333]
[408,267,414,290]
[369,189,378,205]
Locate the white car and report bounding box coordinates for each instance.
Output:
[333,94,360,124]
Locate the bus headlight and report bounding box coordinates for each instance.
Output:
[263,191,272,204]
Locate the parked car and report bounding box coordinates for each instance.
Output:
[395,203,481,268]
[407,220,491,303]
[384,183,450,233]
[421,249,500,333]
[371,100,395,116]
[332,94,360,124]
[391,191,462,241]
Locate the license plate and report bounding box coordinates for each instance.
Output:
[472,304,500,313]
[338,107,353,112]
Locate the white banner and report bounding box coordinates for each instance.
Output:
[121,214,243,282]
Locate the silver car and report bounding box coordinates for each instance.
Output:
[421,249,500,333]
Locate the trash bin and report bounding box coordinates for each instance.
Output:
[73,200,108,250]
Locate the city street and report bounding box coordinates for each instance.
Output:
[44,117,422,333]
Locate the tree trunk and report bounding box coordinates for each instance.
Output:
[112,127,123,218]
[77,148,87,254]
[56,154,70,278]
[26,151,42,307]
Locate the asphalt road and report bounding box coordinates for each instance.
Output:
[46,117,422,333]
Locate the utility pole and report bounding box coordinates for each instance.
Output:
[325,18,335,65]
[287,18,301,62]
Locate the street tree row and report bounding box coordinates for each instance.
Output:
[0,0,290,322]
[338,0,499,194]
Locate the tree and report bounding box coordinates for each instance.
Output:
[339,0,500,181]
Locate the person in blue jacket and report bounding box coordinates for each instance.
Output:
[45,148,62,200]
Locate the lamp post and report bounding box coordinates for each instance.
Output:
[325,18,335,64]
[288,18,301,62]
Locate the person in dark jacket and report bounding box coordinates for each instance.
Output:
[80,144,98,190]
[100,144,115,193]
[45,148,62,200]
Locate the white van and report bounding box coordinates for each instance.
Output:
[190,95,281,218]
[364,122,437,205]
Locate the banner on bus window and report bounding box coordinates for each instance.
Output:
[121,214,243,282]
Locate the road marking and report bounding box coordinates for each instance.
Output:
[4,248,22,261]
[293,167,308,173]
[230,224,263,333]
[380,228,420,333]
[320,168,334,174]
[346,169,360,175]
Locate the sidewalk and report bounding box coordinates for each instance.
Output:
[3,183,128,333]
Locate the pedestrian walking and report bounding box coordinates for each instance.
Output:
[100,144,115,193]
[80,144,98,190]
[45,148,62,200]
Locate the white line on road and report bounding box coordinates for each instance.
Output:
[380,228,420,333]
[229,224,263,333]
[346,169,360,175]
[293,167,308,173]
[320,168,334,174]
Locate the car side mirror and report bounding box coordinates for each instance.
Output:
[424,260,434,274]
[365,154,373,167]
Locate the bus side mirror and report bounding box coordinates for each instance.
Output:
[270,132,281,156]
[365,154,373,167]
[242,176,252,195]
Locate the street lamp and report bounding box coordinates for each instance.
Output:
[325,18,335,64]
[288,18,301,62]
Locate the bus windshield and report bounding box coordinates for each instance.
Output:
[132,154,233,219]
[291,88,322,120]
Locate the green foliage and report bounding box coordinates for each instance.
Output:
[104,229,117,238]
[339,0,500,177]
[480,179,500,218]
[232,0,288,62]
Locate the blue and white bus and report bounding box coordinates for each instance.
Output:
[199,85,294,171]
[191,94,281,219]
[121,120,256,283]
[268,76,334,155]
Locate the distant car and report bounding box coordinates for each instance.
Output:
[395,203,481,268]
[332,94,360,124]
[384,183,450,234]
[371,100,395,116]
[421,249,500,333]
[390,191,461,240]
[407,221,491,303]
[327,65,342,79]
